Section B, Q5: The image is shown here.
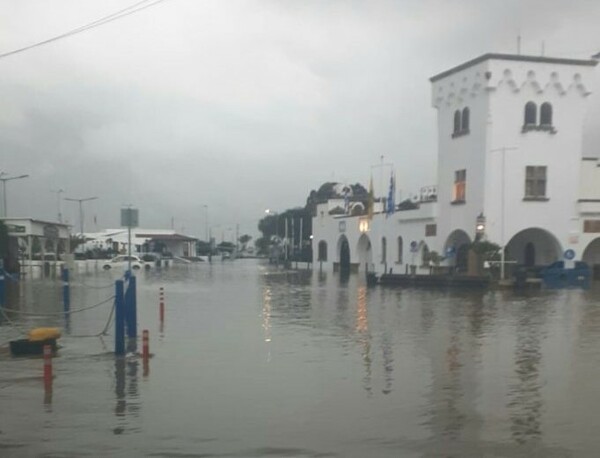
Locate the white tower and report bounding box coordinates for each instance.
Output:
[431,54,597,271]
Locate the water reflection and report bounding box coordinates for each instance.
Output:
[262,287,272,343]
[5,261,600,457]
[355,285,372,395]
[113,356,141,435]
[507,299,546,445]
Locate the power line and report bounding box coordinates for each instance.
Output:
[0,0,169,60]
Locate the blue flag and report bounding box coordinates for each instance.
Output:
[386,171,395,216]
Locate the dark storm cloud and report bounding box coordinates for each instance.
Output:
[1,0,600,237]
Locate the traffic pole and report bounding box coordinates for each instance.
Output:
[43,344,53,389]
[159,287,165,326]
[115,280,125,356]
[142,329,150,376]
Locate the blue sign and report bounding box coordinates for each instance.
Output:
[410,241,418,253]
[564,249,575,260]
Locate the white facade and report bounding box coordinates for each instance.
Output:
[313,53,600,277]
[79,228,197,258]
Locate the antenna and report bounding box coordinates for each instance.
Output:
[517,33,521,55]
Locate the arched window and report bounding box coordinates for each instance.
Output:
[524,101,537,125]
[540,102,553,126]
[397,236,403,263]
[453,110,461,134]
[461,107,470,131]
[381,237,387,264]
[318,240,327,261]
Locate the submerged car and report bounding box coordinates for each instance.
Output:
[102,255,149,270]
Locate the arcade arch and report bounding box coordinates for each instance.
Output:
[505,228,562,270]
[444,229,471,272]
[357,233,373,272]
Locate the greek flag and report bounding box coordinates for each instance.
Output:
[386,171,396,217]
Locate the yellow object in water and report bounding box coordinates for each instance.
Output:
[28,327,61,341]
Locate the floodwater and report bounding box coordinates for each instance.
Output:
[1,260,600,458]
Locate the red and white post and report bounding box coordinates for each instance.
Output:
[159,287,165,325]
[43,344,53,389]
[142,329,150,376]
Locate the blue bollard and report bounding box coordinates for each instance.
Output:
[115,280,125,356]
[61,267,70,313]
[128,276,137,338]
[0,265,5,308]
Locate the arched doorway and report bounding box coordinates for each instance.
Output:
[318,240,328,261]
[444,229,471,272]
[357,234,372,272]
[419,241,429,267]
[582,238,600,281]
[505,228,562,273]
[524,242,535,267]
[337,235,350,273]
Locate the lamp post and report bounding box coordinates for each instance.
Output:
[491,146,518,280]
[64,196,98,235]
[51,189,64,223]
[265,209,284,263]
[202,205,209,242]
[475,213,486,241]
[0,173,29,218]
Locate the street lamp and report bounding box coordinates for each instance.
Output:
[202,205,209,241]
[0,173,29,218]
[51,189,64,223]
[491,146,518,280]
[64,196,98,235]
[475,213,486,241]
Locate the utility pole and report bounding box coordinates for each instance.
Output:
[0,173,29,218]
[51,189,64,223]
[491,147,518,280]
[64,196,98,235]
[202,205,209,242]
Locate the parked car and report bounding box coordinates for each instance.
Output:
[102,255,149,270]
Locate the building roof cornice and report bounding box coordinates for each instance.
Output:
[430,53,598,82]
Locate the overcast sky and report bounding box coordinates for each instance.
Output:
[2,0,600,240]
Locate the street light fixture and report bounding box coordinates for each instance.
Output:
[51,189,65,223]
[64,196,98,235]
[202,205,209,242]
[0,173,29,218]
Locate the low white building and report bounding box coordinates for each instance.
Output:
[312,52,600,279]
[79,228,197,258]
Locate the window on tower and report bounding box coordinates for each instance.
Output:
[461,107,470,131]
[452,169,466,203]
[522,101,556,134]
[453,110,461,134]
[540,102,553,126]
[451,108,470,138]
[524,101,537,125]
[524,166,548,200]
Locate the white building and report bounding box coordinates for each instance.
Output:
[79,228,197,258]
[312,53,600,279]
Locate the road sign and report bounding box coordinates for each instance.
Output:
[564,249,575,260]
[410,241,418,253]
[121,208,139,228]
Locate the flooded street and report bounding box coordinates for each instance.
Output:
[2,259,600,457]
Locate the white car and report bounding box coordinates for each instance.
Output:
[102,255,148,270]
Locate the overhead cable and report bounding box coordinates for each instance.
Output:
[0,0,168,60]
